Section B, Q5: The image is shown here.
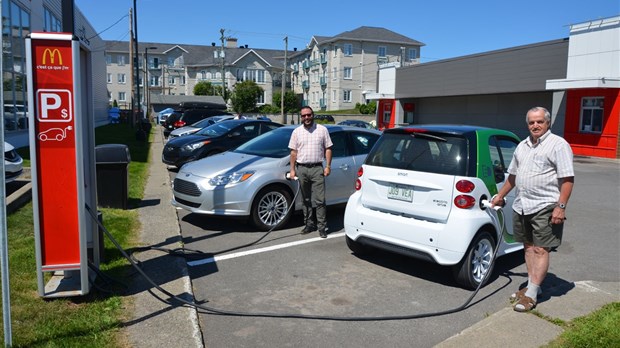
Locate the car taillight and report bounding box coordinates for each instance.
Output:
[454,180,476,208]
[355,166,363,190]
[454,195,476,209]
[174,120,186,128]
[455,179,475,193]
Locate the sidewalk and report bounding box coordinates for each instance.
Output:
[123,128,203,348]
[436,280,619,347]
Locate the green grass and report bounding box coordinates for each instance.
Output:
[543,302,620,348]
[1,123,151,347]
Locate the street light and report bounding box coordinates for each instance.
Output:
[144,46,157,120]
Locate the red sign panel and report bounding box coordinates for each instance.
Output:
[31,36,80,269]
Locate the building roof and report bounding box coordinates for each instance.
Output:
[290,26,424,58]
[104,41,289,69]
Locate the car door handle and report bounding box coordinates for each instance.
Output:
[339,164,349,171]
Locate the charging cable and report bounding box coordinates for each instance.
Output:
[85,190,510,321]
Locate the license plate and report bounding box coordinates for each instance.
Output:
[387,184,413,202]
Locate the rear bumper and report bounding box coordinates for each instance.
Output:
[344,192,491,265]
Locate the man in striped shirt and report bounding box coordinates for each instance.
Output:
[492,106,574,312]
[289,106,333,238]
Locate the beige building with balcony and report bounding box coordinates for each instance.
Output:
[289,26,424,111]
[104,39,289,111]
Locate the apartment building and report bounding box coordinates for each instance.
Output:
[104,39,289,111]
[289,26,424,111]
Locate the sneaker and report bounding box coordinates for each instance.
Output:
[301,226,317,234]
[319,229,327,238]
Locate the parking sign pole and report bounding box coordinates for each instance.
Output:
[26,32,90,298]
[0,2,14,344]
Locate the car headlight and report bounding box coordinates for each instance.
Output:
[182,140,210,152]
[208,171,255,186]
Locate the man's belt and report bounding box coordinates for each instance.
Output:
[296,162,323,168]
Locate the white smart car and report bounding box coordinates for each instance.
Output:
[344,125,524,289]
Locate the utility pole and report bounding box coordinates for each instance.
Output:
[281,36,288,124]
[129,8,134,115]
[220,29,226,101]
[133,0,140,124]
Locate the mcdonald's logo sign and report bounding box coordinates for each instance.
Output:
[42,48,63,65]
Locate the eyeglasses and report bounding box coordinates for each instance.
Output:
[301,114,313,118]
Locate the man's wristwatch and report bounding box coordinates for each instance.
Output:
[557,202,566,209]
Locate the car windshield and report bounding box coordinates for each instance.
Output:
[366,132,468,176]
[190,118,215,128]
[233,127,294,158]
[195,121,237,137]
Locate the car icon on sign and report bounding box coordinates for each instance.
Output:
[38,125,73,141]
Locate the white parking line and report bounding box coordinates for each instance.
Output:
[187,231,345,267]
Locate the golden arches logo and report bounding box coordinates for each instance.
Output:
[42,48,63,65]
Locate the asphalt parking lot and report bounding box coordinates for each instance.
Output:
[172,156,619,347]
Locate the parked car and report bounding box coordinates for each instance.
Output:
[313,114,335,123]
[338,119,375,129]
[4,104,27,130]
[168,115,235,140]
[162,119,283,168]
[4,141,23,183]
[163,108,230,137]
[172,125,381,230]
[344,125,523,289]
[157,107,175,125]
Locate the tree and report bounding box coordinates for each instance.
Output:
[230,81,263,113]
[194,81,215,95]
[272,91,300,113]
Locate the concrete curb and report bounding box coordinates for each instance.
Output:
[6,179,32,214]
[435,280,620,347]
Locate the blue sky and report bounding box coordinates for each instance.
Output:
[74,0,619,62]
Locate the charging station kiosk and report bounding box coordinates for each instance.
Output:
[26,32,99,298]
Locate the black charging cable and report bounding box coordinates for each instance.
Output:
[85,189,509,321]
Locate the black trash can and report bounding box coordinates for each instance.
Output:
[95,144,131,209]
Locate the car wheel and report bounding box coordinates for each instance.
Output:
[345,235,371,255]
[251,185,293,231]
[452,231,496,290]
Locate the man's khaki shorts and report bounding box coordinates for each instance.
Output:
[513,204,564,248]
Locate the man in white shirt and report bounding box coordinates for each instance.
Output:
[492,106,574,312]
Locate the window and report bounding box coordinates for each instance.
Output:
[117,55,125,66]
[168,57,175,66]
[256,70,265,83]
[107,73,112,83]
[257,91,265,104]
[378,46,386,57]
[408,48,417,61]
[333,46,338,57]
[343,90,352,102]
[105,55,112,65]
[332,90,337,102]
[580,97,604,133]
[489,136,519,183]
[117,73,126,84]
[44,8,62,32]
[150,75,160,86]
[329,132,349,158]
[169,76,175,85]
[343,67,352,80]
[181,76,186,85]
[350,132,380,156]
[200,70,206,80]
[344,44,353,56]
[332,67,338,80]
[118,92,126,101]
